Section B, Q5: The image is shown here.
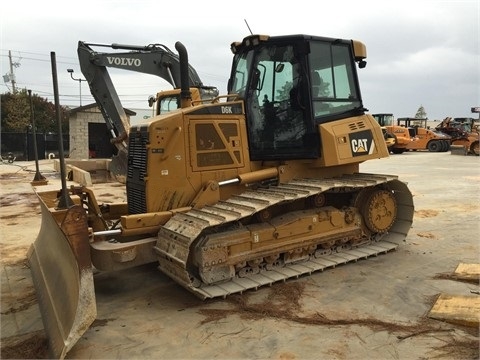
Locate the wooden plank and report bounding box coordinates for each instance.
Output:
[429,294,480,327]
[454,263,480,281]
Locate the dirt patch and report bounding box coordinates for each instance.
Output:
[1,257,29,268]
[98,192,115,197]
[0,330,49,359]
[447,203,480,213]
[277,352,297,360]
[417,232,437,239]
[96,192,123,204]
[0,245,30,265]
[0,173,28,180]
[433,336,479,359]
[1,260,38,316]
[433,272,479,285]
[0,193,38,208]
[0,192,40,225]
[415,209,439,218]
[2,214,22,220]
[199,282,304,325]
[91,318,116,328]
[1,290,37,315]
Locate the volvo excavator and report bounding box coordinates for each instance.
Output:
[28,34,414,359]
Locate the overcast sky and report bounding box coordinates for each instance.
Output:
[1,0,478,122]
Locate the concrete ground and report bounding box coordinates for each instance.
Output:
[1,152,479,359]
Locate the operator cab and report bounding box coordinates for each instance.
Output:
[373,113,395,127]
[228,34,366,161]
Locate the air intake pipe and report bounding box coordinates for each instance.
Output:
[175,42,192,108]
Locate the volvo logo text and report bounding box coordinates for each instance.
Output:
[107,57,142,67]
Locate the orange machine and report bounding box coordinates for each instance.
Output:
[436,117,479,155]
[397,117,451,152]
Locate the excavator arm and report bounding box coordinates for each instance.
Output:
[78,41,205,88]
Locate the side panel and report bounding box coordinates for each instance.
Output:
[189,118,245,172]
[135,102,251,213]
[319,114,389,166]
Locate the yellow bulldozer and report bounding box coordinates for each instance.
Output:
[28,34,414,358]
[372,113,417,154]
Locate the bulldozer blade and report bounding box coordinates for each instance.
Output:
[109,149,127,184]
[28,191,96,359]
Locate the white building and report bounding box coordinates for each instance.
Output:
[68,104,136,159]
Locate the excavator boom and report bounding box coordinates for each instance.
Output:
[80,41,205,88]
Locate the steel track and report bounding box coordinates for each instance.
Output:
[154,173,414,299]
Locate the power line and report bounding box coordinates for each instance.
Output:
[0,49,77,61]
[1,48,225,108]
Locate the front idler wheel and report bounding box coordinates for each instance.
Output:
[360,189,397,233]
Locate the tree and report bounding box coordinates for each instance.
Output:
[1,90,69,133]
[415,105,427,119]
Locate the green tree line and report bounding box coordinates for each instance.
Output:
[1,90,69,133]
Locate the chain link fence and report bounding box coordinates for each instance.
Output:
[1,132,69,161]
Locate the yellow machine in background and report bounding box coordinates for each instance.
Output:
[28,34,414,358]
[373,113,416,154]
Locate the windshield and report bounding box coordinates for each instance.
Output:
[373,114,394,126]
[157,95,180,115]
[308,42,361,118]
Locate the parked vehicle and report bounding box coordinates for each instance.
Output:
[436,117,479,155]
[397,117,451,152]
[372,113,417,154]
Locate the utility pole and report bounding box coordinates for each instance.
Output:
[8,51,17,93]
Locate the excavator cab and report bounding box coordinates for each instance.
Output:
[229,35,366,161]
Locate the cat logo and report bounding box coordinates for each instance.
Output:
[349,130,375,157]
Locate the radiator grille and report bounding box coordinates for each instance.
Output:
[127,127,149,214]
